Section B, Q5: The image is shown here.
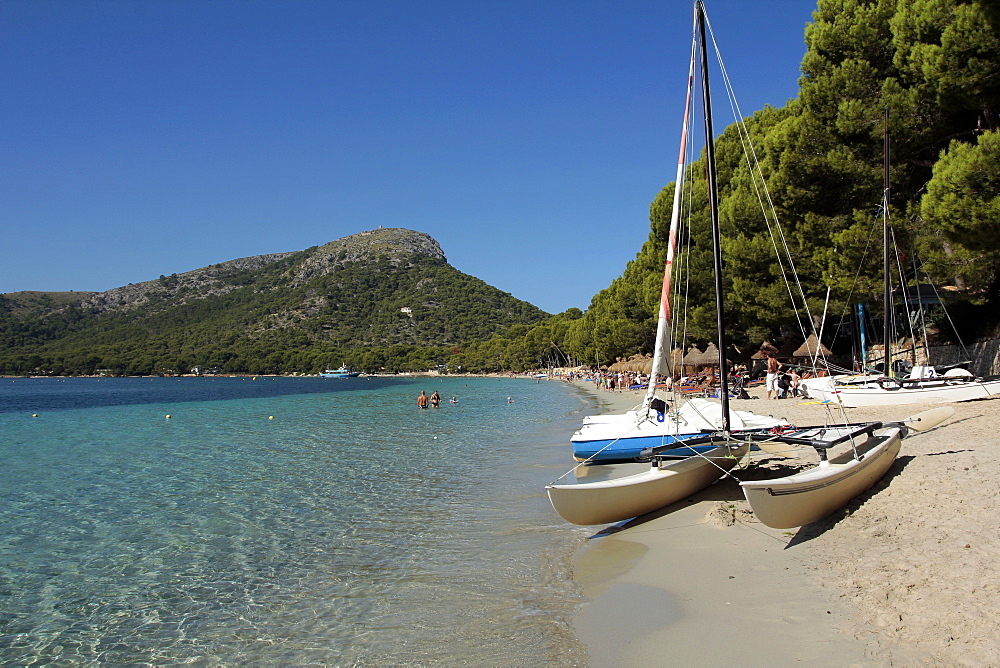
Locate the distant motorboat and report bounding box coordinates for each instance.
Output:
[320,366,361,378]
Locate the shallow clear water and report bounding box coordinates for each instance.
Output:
[0,376,594,664]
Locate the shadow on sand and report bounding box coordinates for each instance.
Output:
[783,454,915,548]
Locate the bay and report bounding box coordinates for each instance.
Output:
[0,376,595,665]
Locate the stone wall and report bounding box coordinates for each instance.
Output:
[871,338,1000,377]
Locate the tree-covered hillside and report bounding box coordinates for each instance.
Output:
[0,229,550,375]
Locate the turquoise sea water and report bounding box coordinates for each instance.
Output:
[0,376,594,664]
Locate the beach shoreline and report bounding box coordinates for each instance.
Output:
[561,379,1000,666]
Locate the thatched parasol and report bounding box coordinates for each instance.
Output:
[609,354,652,374]
[680,345,703,370]
[792,334,832,360]
[751,340,780,360]
[625,354,654,374]
[666,347,684,375]
[702,342,723,366]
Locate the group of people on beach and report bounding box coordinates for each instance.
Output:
[573,371,647,392]
[564,356,816,401]
[765,354,803,400]
[416,390,458,408]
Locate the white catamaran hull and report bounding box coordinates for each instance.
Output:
[546,443,748,526]
[571,397,788,462]
[832,378,1000,407]
[740,427,902,529]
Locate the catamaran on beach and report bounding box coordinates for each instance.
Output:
[546,0,957,531]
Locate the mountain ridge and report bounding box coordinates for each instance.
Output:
[0,228,549,375]
[74,228,448,314]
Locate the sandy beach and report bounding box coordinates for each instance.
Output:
[563,379,1000,666]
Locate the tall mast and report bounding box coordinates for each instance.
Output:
[696,0,731,431]
[883,107,892,377]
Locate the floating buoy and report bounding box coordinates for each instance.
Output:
[165,415,172,419]
[268,416,274,420]
[32,413,38,418]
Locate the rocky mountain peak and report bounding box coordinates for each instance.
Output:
[80,228,447,313]
[316,228,446,262]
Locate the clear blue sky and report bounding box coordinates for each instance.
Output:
[2,0,816,314]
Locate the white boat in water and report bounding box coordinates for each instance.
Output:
[320,366,361,378]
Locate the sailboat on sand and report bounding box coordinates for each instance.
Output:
[799,113,1000,408]
[547,1,762,526]
[565,5,787,467]
[546,1,954,529]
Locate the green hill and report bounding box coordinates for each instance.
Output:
[2,291,100,317]
[0,228,549,375]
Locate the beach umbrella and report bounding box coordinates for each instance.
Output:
[698,342,724,368]
[666,347,685,375]
[625,354,653,373]
[751,340,780,360]
[793,334,832,360]
[681,345,703,370]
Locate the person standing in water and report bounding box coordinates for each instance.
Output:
[430,390,441,408]
[417,390,429,409]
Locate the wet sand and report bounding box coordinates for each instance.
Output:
[564,380,1000,666]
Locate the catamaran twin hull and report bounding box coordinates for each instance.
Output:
[831,379,1000,407]
[552,406,955,529]
[740,405,954,528]
[740,427,902,529]
[549,427,899,529]
[546,442,749,526]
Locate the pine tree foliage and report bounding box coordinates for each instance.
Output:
[561,0,1000,366]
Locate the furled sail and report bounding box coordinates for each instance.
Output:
[644,38,696,409]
